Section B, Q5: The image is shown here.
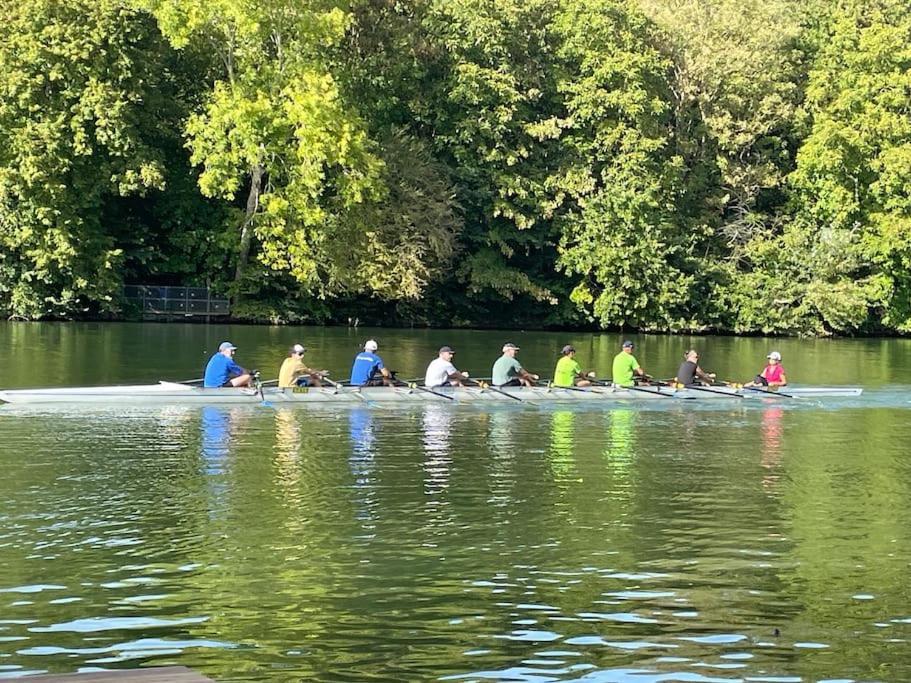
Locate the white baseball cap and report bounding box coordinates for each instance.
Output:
[767,351,782,361]
[292,343,306,354]
[218,341,237,351]
[364,339,379,352]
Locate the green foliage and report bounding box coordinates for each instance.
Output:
[0,0,179,317]
[418,0,566,305]
[147,0,462,303]
[639,0,803,238]
[789,0,911,331]
[3,0,911,334]
[728,221,874,335]
[551,0,702,330]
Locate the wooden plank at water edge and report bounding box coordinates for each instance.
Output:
[21,667,215,682]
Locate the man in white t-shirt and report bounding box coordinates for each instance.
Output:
[424,346,469,387]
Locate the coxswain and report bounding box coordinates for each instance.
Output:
[425,346,469,387]
[203,341,253,388]
[491,343,539,387]
[553,345,595,387]
[278,344,327,388]
[350,339,392,386]
[611,340,645,387]
[745,351,788,388]
[674,349,716,386]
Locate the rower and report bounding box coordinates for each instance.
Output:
[278,344,327,388]
[553,345,594,387]
[674,349,716,386]
[350,339,392,386]
[492,342,539,387]
[745,351,788,388]
[611,340,645,387]
[425,346,469,387]
[203,341,253,388]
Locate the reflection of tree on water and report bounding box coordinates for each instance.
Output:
[549,410,577,481]
[422,404,452,496]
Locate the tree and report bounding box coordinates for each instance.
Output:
[0,0,184,317]
[637,0,804,252]
[787,0,911,332]
[147,0,456,306]
[551,0,709,330]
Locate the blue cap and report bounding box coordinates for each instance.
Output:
[622,340,634,348]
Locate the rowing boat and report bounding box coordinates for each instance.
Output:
[0,382,863,405]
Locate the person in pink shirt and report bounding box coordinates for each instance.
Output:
[746,351,788,388]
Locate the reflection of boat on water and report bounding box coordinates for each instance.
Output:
[549,411,577,479]
[761,407,785,491]
[348,408,377,522]
[348,407,376,470]
[201,406,234,475]
[422,403,453,456]
[422,404,453,496]
[605,409,636,463]
[0,382,864,405]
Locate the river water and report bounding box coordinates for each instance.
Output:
[1,323,910,681]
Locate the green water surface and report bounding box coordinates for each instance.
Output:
[1,323,910,681]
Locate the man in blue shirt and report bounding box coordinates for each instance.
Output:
[204,341,253,388]
[349,339,392,386]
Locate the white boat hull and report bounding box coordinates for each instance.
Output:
[0,382,863,406]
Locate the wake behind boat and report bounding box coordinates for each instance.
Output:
[0,382,863,406]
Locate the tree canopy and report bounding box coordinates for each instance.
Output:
[1,0,909,335]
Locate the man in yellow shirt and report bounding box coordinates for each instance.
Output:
[278,344,327,388]
[553,345,594,387]
[611,340,645,387]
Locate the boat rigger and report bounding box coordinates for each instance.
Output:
[0,383,863,406]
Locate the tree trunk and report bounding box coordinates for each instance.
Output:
[234,163,263,285]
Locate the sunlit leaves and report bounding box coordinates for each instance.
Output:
[0,0,178,317]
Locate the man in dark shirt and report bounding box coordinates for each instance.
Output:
[675,349,716,386]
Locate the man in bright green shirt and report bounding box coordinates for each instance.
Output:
[492,343,539,386]
[612,340,645,387]
[553,345,593,387]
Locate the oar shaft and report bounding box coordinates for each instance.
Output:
[594,379,675,398]
[540,381,606,395]
[678,383,743,399]
[741,385,795,399]
[469,380,523,401]
[409,382,455,401]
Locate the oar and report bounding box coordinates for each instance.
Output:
[403,380,455,401]
[738,384,796,399]
[658,379,743,399]
[594,379,675,399]
[176,377,204,386]
[323,376,381,405]
[252,372,266,403]
[539,380,607,395]
[467,379,523,402]
[320,376,342,393]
